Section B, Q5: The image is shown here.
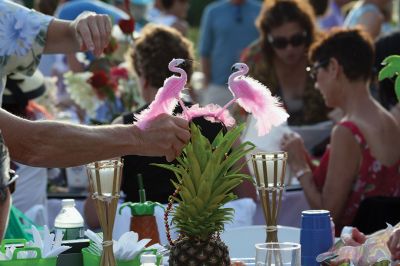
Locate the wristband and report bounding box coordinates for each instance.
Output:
[294,168,312,181]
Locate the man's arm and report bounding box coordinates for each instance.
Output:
[201,57,211,87]
[44,12,112,56]
[0,109,189,167]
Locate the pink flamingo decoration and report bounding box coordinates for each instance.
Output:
[216,62,289,136]
[135,58,188,129]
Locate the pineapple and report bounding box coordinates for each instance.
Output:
[155,123,255,266]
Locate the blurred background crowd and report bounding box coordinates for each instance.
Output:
[4,0,400,241]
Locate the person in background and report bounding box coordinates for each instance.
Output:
[2,70,52,226]
[281,28,400,235]
[319,0,352,30]
[198,0,261,107]
[149,0,190,35]
[114,24,225,204]
[0,0,190,240]
[344,0,392,39]
[241,0,329,126]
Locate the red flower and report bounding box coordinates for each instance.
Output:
[89,71,109,88]
[110,67,129,80]
[118,18,135,34]
[89,70,118,100]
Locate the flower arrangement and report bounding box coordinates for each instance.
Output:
[64,1,142,124]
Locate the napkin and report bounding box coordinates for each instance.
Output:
[0,225,71,260]
[85,229,162,261]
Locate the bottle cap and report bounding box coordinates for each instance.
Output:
[61,199,75,207]
[140,254,157,263]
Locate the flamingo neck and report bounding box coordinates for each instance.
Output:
[228,69,246,84]
[170,66,187,83]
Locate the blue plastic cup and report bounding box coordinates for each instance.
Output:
[300,210,333,266]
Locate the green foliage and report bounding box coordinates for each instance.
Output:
[153,123,255,240]
[378,55,400,101]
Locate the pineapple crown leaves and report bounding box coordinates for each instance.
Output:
[153,123,255,240]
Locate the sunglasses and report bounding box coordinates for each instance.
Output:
[306,59,330,80]
[268,32,307,49]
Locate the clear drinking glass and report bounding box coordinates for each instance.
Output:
[255,242,301,266]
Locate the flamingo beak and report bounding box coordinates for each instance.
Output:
[231,65,239,72]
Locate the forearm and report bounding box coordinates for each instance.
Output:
[298,172,323,210]
[44,19,80,54]
[201,57,211,86]
[1,112,137,167]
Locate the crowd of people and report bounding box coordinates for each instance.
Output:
[1,0,400,260]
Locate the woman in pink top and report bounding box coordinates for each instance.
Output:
[281,28,400,234]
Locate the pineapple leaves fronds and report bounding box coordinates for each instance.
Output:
[191,125,212,171]
[155,123,255,240]
[211,129,225,147]
[185,143,202,189]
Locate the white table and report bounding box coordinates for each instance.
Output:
[221,225,300,258]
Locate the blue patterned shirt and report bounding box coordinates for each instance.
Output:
[0,0,53,106]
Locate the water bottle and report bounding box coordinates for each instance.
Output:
[54,199,84,240]
[140,254,157,266]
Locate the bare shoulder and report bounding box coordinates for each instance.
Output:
[330,123,361,155]
[358,109,400,166]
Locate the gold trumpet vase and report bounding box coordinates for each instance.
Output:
[86,158,123,266]
[251,152,287,242]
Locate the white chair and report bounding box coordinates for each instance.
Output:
[221,225,300,258]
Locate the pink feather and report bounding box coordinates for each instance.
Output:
[180,104,235,127]
[233,76,289,136]
[227,63,289,136]
[135,58,187,129]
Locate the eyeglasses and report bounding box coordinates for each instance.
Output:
[267,32,307,50]
[306,59,330,80]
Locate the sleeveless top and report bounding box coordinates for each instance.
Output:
[313,121,400,231]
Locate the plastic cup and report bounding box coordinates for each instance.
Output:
[300,210,333,266]
[255,242,301,266]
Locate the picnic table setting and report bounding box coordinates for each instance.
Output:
[2,58,400,266]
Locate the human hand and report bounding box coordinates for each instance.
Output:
[388,228,400,260]
[133,114,190,162]
[70,12,112,57]
[280,132,308,172]
[341,227,366,246]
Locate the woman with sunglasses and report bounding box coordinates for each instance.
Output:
[240,0,329,126]
[281,28,400,235]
